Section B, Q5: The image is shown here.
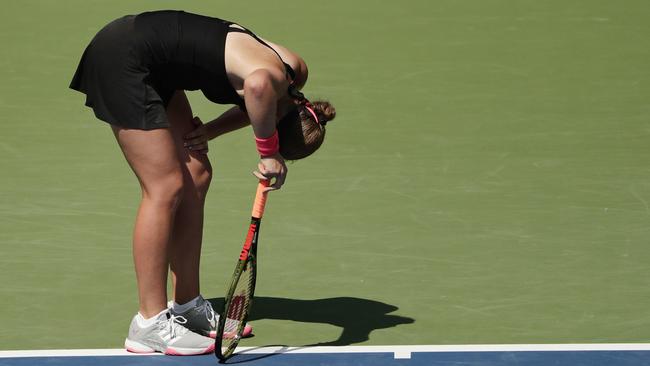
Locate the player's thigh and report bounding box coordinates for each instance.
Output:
[166,90,212,189]
[112,126,183,199]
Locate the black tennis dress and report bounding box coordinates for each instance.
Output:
[70,10,291,130]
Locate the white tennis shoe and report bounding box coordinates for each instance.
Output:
[124,310,214,355]
[168,295,253,338]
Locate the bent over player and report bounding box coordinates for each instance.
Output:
[70,10,335,355]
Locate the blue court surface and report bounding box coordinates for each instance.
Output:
[2,344,650,366]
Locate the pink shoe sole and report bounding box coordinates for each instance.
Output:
[125,348,153,354]
[209,324,254,339]
[164,343,215,356]
[126,344,215,356]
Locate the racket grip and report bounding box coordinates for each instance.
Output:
[251,180,270,219]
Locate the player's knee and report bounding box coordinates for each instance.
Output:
[144,171,185,210]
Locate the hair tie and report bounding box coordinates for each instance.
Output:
[289,87,327,126]
[304,105,320,125]
[305,102,329,126]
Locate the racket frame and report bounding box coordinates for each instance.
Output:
[215,181,268,361]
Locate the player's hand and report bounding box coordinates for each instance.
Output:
[183,117,209,154]
[253,153,287,191]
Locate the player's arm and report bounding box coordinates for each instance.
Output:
[182,106,249,154]
[184,65,285,150]
[184,67,284,153]
[244,68,288,191]
[244,69,281,141]
[207,107,250,138]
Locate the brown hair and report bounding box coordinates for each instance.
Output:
[277,100,336,160]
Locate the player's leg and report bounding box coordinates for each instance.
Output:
[112,126,184,318]
[115,124,215,354]
[164,91,255,339]
[165,90,213,304]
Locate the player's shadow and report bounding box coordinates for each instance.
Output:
[206,296,414,346]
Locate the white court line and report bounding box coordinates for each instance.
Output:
[2,344,650,360]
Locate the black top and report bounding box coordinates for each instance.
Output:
[69,10,296,129]
[133,10,294,109]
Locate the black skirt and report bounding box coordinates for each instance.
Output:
[69,15,175,130]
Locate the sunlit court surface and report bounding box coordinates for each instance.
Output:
[1,0,649,365]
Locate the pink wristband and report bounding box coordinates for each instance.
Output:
[255,130,279,157]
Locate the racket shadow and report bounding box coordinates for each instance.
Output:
[220,345,302,364]
[207,296,414,347]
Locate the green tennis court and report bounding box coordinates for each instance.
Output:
[1,0,649,355]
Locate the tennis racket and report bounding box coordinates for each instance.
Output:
[215,179,269,361]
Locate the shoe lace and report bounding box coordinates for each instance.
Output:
[163,314,189,339]
[200,299,216,323]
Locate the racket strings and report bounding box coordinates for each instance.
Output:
[221,262,255,349]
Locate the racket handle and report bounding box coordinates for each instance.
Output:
[251,180,270,219]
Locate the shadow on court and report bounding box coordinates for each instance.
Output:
[207,296,414,346]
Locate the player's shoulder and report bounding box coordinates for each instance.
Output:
[262,40,308,88]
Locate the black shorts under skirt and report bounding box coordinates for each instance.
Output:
[69,15,175,130]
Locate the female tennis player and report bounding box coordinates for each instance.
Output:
[69,10,335,355]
